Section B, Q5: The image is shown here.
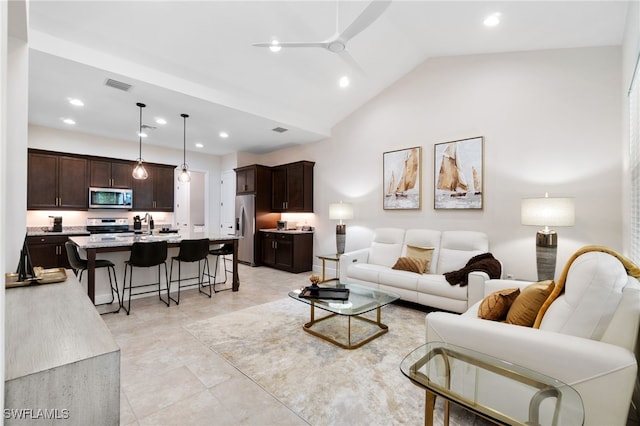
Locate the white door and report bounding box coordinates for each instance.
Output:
[220,170,236,235]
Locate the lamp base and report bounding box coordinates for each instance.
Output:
[336,224,346,254]
[536,230,557,281]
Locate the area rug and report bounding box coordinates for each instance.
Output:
[186,298,485,425]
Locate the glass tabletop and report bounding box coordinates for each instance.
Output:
[400,342,584,426]
[289,281,399,316]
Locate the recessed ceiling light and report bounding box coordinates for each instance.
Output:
[269,40,281,53]
[339,76,350,88]
[219,131,229,139]
[195,143,204,148]
[155,118,167,125]
[483,13,501,27]
[62,118,76,125]
[138,132,148,138]
[68,98,84,107]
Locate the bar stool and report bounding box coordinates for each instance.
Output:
[169,238,212,305]
[122,240,170,315]
[207,243,234,293]
[65,241,120,314]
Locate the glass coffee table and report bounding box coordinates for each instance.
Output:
[400,342,584,426]
[289,281,399,349]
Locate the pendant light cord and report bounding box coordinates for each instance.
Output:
[181,113,189,167]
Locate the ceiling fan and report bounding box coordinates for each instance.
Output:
[253,0,392,72]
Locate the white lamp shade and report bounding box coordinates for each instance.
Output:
[521,197,575,227]
[329,202,354,221]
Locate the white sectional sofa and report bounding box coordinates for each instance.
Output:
[339,228,500,313]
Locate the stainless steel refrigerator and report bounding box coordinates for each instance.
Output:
[235,194,256,265]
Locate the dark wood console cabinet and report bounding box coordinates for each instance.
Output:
[260,231,313,273]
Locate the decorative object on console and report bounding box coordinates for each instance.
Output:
[434,136,483,210]
[177,113,191,183]
[132,102,148,180]
[329,201,353,254]
[308,274,320,286]
[521,193,575,281]
[383,146,421,210]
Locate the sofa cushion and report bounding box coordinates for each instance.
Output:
[368,228,405,267]
[379,269,419,291]
[346,263,388,283]
[478,288,520,321]
[405,246,435,272]
[417,274,468,300]
[404,229,441,273]
[392,257,428,274]
[436,248,484,275]
[506,280,555,327]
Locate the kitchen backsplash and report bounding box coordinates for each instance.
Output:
[26,210,174,228]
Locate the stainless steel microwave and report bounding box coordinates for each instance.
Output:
[88,187,133,209]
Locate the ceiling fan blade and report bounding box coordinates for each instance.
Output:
[337,50,365,75]
[253,41,329,49]
[339,0,391,43]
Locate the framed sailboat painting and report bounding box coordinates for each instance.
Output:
[383,146,422,210]
[434,136,484,210]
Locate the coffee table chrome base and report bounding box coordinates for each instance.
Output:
[303,303,389,349]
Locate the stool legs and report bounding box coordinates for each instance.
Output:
[122,262,170,315]
[77,265,121,315]
[169,258,212,305]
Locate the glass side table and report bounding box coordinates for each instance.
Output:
[316,253,341,283]
[400,342,584,426]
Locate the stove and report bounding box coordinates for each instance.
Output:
[86,218,131,234]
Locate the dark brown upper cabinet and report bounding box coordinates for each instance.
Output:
[90,159,133,189]
[27,150,88,210]
[271,161,314,213]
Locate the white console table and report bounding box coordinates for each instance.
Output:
[5,272,120,425]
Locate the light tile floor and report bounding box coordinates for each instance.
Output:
[102,263,313,426]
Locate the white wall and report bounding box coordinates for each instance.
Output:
[27,125,223,230]
[256,46,623,281]
[622,0,640,256]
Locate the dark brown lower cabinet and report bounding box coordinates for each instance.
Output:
[260,232,313,273]
[26,235,78,269]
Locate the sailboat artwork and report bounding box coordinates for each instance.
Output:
[434,137,484,209]
[383,147,422,209]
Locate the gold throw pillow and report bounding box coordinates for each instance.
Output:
[478,288,521,321]
[405,245,435,273]
[506,280,555,327]
[392,257,428,274]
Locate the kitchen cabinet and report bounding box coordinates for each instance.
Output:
[132,163,175,211]
[27,150,88,210]
[260,231,313,273]
[90,159,132,189]
[26,235,74,269]
[235,164,273,195]
[271,161,314,212]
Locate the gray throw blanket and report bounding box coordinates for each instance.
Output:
[444,252,502,286]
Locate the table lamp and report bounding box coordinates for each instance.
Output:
[521,193,575,281]
[329,202,353,254]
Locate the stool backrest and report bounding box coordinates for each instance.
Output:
[129,241,168,267]
[177,239,210,262]
[65,241,86,271]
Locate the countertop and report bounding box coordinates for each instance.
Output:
[27,226,90,237]
[259,228,314,234]
[69,231,239,249]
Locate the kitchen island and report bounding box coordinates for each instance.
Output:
[69,232,240,304]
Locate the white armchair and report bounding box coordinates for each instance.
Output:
[425,249,640,426]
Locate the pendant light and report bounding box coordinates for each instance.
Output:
[132,102,148,180]
[177,113,191,183]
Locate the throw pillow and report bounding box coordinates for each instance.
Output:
[478,288,521,321]
[405,245,435,273]
[392,257,428,274]
[506,280,555,327]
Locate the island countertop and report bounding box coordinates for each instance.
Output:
[69,232,239,249]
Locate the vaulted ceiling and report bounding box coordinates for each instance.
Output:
[25,1,628,156]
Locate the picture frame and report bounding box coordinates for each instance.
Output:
[383,146,422,210]
[434,136,484,210]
